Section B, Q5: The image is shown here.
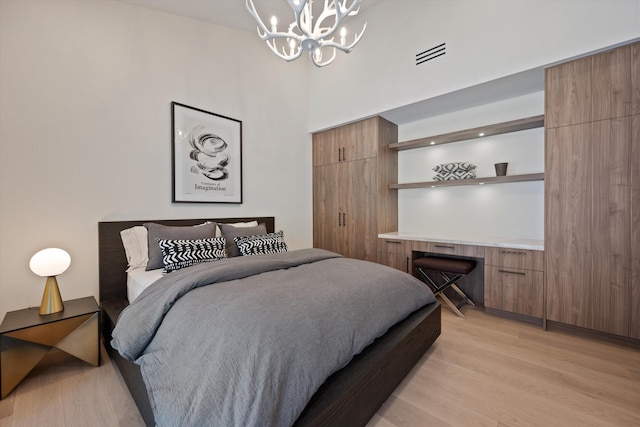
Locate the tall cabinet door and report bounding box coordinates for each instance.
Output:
[590,118,632,336]
[631,114,640,339]
[342,158,377,261]
[313,163,343,255]
[545,124,593,329]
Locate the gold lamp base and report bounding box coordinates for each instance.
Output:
[40,276,64,315]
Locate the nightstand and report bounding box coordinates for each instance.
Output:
[0,296,100,399]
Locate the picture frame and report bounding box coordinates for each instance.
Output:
[171,102,242,203]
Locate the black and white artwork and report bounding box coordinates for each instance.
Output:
[171,102,242,203]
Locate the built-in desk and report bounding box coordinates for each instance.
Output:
[378,232,544,325]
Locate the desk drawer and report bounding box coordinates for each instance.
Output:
[484,266,543,317]
[411,240,484,258]
[378,239,409,272]
[380,239,406,254]
[485,247,543,271]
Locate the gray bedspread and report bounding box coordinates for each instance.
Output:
[111,248,435,427]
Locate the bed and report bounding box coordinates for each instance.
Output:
[99,217,441,427]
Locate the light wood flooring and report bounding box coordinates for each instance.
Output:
[1,308,639,426]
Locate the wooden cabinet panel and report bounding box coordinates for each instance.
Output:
[377,239,409,272]
[590,118,632,336]
[344,118,378,163]
[633,44,640,116]
[545,56,591,129]
[411,240,484,258]
[485,247,543,271]
[313,163,343,254]
[312,129,341,167]
[312,118,379,167]
[631,114,640,339]
[485,266,543,317]
[545,124,593,329]
[592,45,632,121]
[342,158,377,261]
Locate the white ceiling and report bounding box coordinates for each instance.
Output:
[118,0,383,33]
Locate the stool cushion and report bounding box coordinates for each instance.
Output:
[414,256,476,275]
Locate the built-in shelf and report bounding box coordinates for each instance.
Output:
[389,115,544,151]
[390,173,544,189]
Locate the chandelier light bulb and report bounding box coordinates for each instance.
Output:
[270,15,277,32]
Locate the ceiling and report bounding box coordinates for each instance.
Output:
[118,0,383,33]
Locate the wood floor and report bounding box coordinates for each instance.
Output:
[1,308,639,426]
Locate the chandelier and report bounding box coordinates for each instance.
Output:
[246,0,367,67]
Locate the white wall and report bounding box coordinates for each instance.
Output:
[398,92,544,239]
[0,0,312,318]
[308,0,640,131]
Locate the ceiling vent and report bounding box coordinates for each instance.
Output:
[416,43,446,65]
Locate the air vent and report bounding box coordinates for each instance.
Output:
[416,43,446,65]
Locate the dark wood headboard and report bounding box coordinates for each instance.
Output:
[98,217,275,302]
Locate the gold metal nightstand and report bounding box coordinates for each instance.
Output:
[0,296,100,399]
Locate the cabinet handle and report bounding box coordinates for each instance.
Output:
[499,269,526,276]
[386,240,402,244]
[338,148,341,162]
[435,244,455,249]
[338,212,342,226]
[342,147,346,161]
[500,250,526,255]
[342,212,346,226]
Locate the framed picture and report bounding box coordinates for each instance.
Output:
[171,102,242,203]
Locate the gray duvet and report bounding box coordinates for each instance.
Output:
[111,248,435,427]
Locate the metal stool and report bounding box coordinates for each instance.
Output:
[414,256,476,318]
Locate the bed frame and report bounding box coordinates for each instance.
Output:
[98,217,441,427]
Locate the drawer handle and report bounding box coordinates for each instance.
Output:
[435,245,455,249]
[386,240,402,244]
[500,250,526,255]
[499,269,526,276]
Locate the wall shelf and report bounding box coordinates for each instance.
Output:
[390,173,544,189]
[389,115,544,151]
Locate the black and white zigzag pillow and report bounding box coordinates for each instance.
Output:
[235,230,288,256]
[432,162,477,173]
[157,237,226,273]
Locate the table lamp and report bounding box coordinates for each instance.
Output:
[29,248,71,315]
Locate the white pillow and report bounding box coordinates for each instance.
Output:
[120,226,149,272]
[215,221,258,237]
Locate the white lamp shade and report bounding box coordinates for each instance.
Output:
[29,248,71,277]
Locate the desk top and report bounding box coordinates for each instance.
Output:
[378,232,544,251]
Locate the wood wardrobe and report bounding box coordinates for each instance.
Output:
[545,41,640,339]
[312,116,398,262]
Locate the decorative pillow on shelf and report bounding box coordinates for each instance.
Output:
[433,170,477,181]
[157,237,226,273]
[120,226,149,272]
[144,222,217,270]
[219,223,268,257]
[235,231,288,257]
[432,162,477,173]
